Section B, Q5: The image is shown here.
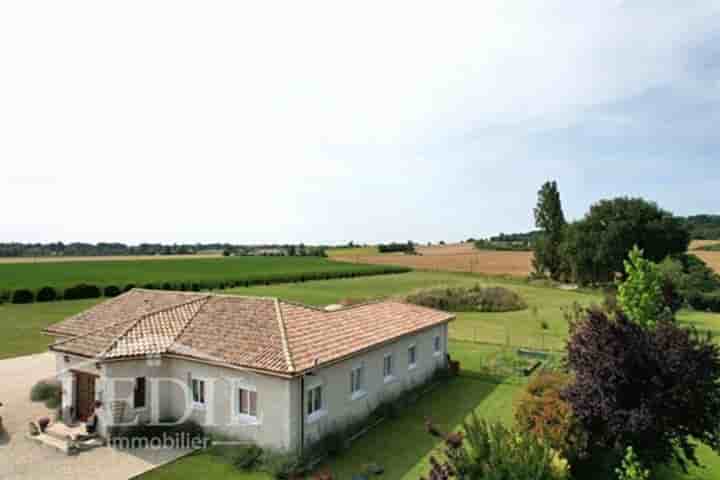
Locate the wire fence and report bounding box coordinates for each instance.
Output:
[450,324,566,353]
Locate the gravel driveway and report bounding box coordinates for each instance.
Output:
[0,353,189,480]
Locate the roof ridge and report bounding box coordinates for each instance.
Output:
[165,295,212,354]
[98,295,211,359]
[274,299,295,373]
[279,297,389,313]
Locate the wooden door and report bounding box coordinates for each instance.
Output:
[75,372,97,421]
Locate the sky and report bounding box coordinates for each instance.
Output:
[1,1,719,245]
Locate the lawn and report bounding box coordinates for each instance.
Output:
[0,255,407,293]
[140,340,720,480]
[140,341,522,480]
[0,299,101,359]
[228,271,600,350]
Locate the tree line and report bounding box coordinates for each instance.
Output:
[0,242,329,258]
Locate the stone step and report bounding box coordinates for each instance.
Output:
[28,432,70,454]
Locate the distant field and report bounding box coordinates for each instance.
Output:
[690,240,720,250]
[0,256,408,292]
[695,250,720,273]
[330,242,533,277]
[0,253,222,264]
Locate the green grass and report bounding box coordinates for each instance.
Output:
[0,256,407,293]
[229,271,601,350]
[0,299,102,359]
[139,341,521,480]
[326,246,379,258]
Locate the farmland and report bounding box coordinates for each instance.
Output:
[330,241,720,277]
[329,242,533,277]
[0,256,408,294]
[0,253,222,264]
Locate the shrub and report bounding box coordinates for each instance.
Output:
[36,286,58,302]
[0,289,10,304]
[64,284,102,300]
[515,372,587,463]
[12,289,35,304]
[565,309,720,471]
[262,451,310,479]
[123,283,136,292]
[30,380,62,409]
[103,285,121,297]
[421,414,568,480]
[406,284,526,312]
[231,444,264,470]
[616,446,651,480]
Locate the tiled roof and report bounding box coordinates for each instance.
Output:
[280,300,455,372]
[47,289,454,376]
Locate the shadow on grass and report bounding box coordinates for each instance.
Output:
[317,375,507,480]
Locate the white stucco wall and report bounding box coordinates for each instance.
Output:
[289,323,449,450]
[52,321,450,452]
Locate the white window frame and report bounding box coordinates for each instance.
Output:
[306,384,325,422]
[350,363,366,400]
[408,344,417,370]
[383,353,395,383]
[237,385,258,420]
[433,335,443,356]
[191,377,207,409]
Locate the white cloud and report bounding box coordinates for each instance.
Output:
[1,1,719,243]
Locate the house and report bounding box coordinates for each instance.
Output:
[43,289,454,451]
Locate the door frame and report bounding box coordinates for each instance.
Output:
[72,370,99,422]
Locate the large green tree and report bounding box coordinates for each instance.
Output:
[563,197,689,284]
[533,181,567,280]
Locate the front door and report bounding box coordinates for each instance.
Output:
[75,371,97,421]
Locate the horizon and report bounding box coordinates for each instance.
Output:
[2,1,719,245]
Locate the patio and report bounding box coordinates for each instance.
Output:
[0,352,190,480]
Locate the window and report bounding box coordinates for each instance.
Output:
[134,377,146,409]
[383,353,394,380]
[191,378,205,405]
[408,345,417,368]
[307,385,323,416]
[350,364,365,397]
[434,335,442,355]
[238,388,257,417]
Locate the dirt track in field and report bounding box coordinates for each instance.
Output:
[333,243,533,277]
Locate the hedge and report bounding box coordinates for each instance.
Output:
[64,284,102,300]
[36,286,58,302]
[12,289,34,304]
[4,265,411,305]
[104,285,121,297]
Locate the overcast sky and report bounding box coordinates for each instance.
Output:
[1,1,719,245]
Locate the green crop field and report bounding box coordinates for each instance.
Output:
[0,256,408,294]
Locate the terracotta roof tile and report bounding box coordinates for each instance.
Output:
[48,290,454,375]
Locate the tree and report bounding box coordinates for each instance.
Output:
[564,309,720,471]
[533,181,567,280]
[563,197,690,284]
[616,246,668,328]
